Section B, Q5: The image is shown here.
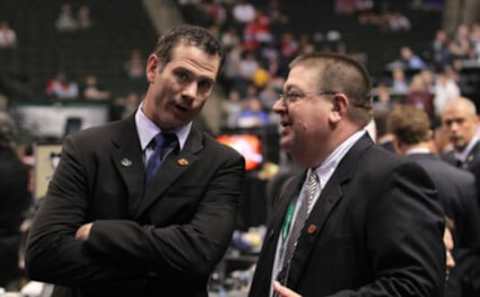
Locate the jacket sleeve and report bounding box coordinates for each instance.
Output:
[328,162,445,297]
[25,136,146,286]
[84,152,245,280]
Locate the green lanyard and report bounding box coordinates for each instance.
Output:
[281,201,296,241]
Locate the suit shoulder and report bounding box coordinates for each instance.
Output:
[363,144,406,170]
[362,145,432,182]
[64,119,127,149]
[442,161,475,181]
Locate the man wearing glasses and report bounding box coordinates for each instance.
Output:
[248,53,445,297]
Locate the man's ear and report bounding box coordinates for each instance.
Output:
[146,54,160,83]
[392,137,407,155]
[329,93,349,123]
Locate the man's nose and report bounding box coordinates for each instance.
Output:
[272,98,286,114]
[182,82,198,102]
[450,122,459,131]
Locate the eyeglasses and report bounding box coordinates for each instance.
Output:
[278,90,373,111]
[278,90,338,105]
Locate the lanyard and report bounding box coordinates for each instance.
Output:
[281,201,296,242]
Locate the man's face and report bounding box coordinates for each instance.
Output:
[442,104,478,151]
[272,64,335,167]
[143,43,220,130]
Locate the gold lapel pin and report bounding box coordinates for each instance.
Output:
[307,224,318,235]
[177,158,189,166]
[121,158,132,167]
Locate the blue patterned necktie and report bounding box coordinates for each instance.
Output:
[145,132,178,184]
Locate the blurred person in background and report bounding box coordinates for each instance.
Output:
[441,97,480,171]
[405,74,434,119]
[390,67,409,95]
[55,3,78,32]
[0,21,17,49]
[441,97,480,205]
[0,112,30,289]
[45,72,79,100]
[125,49,146,79]
[388,105,480,250]
[431,30,451,67]
[82,75,111,101]
[434,67,461,117]
[449,24,473,61]
[399,46,426,70]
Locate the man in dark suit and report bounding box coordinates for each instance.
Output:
[248,53,445,297]
[26,25,245,297]
[441,97,480,170]
[441,97,480,203]
[388,105,480,250]
[0,113,30,288]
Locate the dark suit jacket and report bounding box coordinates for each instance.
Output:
[0,147,30,286]
[25,116,245,297]
[445,248,480,297]
[407,153,480,249]
[443,141,480,206]
[249,135,445,297]
[442,141,480,171]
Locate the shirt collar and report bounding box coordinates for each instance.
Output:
[454,135,480,162]
[135,101,192,151]
[313,130,366,189]
[406,147,431,155]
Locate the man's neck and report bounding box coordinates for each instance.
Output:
[309,127,361,168]
[404,142,432,155]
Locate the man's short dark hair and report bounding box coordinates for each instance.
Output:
[153,25,224,69]
[388,105,431,145]
[289,52,372,126]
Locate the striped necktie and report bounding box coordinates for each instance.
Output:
[277,169,320,285]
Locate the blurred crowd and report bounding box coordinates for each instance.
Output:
[177,0,480,136]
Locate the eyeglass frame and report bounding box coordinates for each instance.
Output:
[278,90,339,106]
[277,90,372,110]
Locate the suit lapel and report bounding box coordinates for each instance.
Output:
[287,134,374,288]
[253,174,304,295]
[111,115,146,217]
[466,140,480,167]
[135,126,204,218]
[265,174,305,248]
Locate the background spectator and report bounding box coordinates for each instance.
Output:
[124,49,146,79]
[77,5,93,30]
[0,21,17,49]
[56,3,78,32]
[45,72,79,99]
[82,75,110,101]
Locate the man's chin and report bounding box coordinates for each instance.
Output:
[453,143,466,152]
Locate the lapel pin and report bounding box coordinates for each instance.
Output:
[307,224,318,235]
[177,158,189,166]
[121,158,132,167]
